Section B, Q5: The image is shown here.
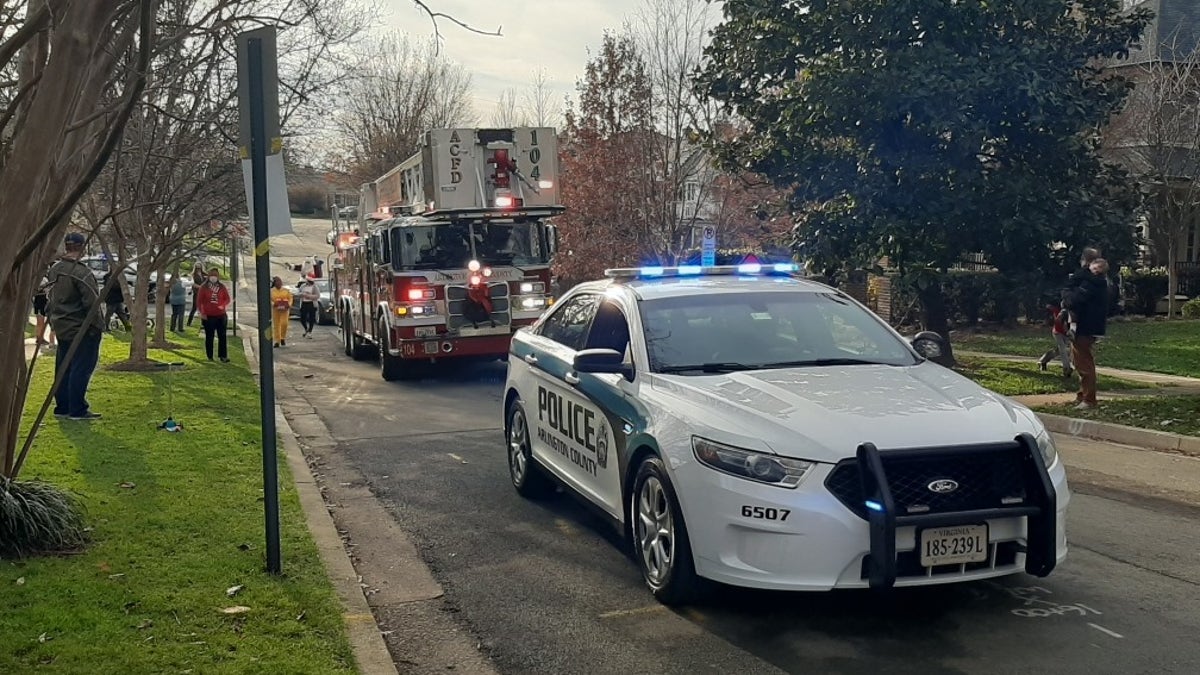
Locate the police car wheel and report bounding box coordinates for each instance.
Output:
[631,457,702,605]
[507,402,552,498]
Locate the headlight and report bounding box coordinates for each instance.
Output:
[1035,429,1058,469]
[519,281,546,294]
[692,437,814,488]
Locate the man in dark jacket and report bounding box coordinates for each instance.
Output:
[1061,249,1109,410]
[46,232,106,420]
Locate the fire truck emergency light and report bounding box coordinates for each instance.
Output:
[495,195,515,208]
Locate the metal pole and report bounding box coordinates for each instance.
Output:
[230,234,239,336]
[248,37,282,575]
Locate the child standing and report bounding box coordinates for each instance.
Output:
[270,277,292,347]
[1038,303,1072,377]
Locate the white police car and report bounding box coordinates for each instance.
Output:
[502,264,1069,604]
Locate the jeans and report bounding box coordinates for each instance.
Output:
[54,331,102,417]
[1039,333,1072,373]
[203,315,228,360]
[170,303,185,332]
[187,289,199,325]
[299,302,317,333]
[1070,336,1098,404]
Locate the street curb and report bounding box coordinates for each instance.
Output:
[1038,412,1200,458]
[239,329,398,675]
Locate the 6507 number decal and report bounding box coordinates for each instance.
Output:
[741,505,790,521]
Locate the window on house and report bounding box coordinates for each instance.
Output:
[683,181,700,203]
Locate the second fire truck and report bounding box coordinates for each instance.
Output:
[333,127,562,380]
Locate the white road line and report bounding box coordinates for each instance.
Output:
[1088,623,1124,639]
[448,453,464,462]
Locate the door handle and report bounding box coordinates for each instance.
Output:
[523,354,538,365]
[564,372,580,385]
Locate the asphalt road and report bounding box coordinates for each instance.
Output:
[252,218,1200,674]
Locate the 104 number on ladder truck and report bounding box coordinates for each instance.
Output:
[332,127,562,380]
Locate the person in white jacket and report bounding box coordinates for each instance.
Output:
[298,278,320,338]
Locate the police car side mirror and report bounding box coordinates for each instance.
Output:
[573,348,631,378]
[911,331,954,367]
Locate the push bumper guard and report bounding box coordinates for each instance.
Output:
[857,433,1057,590]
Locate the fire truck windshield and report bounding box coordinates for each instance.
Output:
[390,222,548,269]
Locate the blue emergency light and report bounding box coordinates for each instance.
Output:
[604,263,800,280]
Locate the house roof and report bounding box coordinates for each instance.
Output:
[1123,0,1200,65]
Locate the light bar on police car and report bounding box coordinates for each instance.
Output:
[604,263,799,280]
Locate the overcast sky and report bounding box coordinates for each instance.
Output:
[381,0,649,119]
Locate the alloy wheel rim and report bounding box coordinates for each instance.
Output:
[509,410,527,484]
[636,476,674,585]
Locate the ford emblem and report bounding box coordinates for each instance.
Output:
[927,479,959,494]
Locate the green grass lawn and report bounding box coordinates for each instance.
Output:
[954,320,1200,378]
[953,357,1149,397]
[1,333,354,673]
[1035,396,1200,437]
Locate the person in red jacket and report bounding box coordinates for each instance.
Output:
[198,267,232,362]
[1038,302,1072,378]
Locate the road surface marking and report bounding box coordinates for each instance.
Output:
[448,453,464,462]
[598,605,667,619]
[1088,623,1124,639]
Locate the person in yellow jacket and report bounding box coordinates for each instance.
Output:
[270,276,293,347]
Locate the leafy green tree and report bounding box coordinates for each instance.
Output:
[697,0,1151,347]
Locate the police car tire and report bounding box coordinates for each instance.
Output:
[507,401,553,498]
[631,457,703,606]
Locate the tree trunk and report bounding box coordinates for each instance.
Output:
[128,252,152,363]
[153,260,167,344]
[0,270,39,477]
[916,280,957,365]
[1166,236,1178,319]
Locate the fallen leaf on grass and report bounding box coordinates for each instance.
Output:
[237,543,253,551]
[119,482,136,489]
[38,632,52,643]
[295,610,306,622]
[136,619,153,630]
[98,562,111,573]
[109,573,125,579]
[225,584,244,597]
[15,577,24,585]
[220,606,250,615]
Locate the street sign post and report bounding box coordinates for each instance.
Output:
[236,27,283,575]
[701,226,717,267]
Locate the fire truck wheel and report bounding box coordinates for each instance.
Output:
[378,323,412,381]
[340,309,353,358]
[506,401,553,499]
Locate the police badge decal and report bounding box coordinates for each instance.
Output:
[595,420,609,470]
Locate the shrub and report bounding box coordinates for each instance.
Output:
[1121,268,1168,316]
[0,478,88,558]
[1182,297,1200,319]
[287,184,327,215]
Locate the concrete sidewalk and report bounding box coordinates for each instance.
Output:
[1056,434,1200,510]
[958,349,1200,387]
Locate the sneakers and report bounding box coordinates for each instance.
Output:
[220,357,230,363]
[1074,402,1098,410]
[68,411,102,420]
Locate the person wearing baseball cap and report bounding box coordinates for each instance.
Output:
[46,232,105,420]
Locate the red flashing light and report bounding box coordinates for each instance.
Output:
[470,275,482,286]
[489,149,512,189]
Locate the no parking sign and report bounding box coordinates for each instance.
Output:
[701,226,716,267]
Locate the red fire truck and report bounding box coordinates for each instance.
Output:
[332,127,562,380]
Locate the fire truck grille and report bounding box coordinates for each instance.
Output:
[447,282,510,330]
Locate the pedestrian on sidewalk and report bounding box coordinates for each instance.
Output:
[46,232,105,421]
[270,276,292,347]
[33,275,56,349]
[198,267,231,362]
[1038,302,1073,378]
[102,270,131,331]
[187,262,205,328]
[168,273,187,333]
[1061,252,1110,410]
[298,277,319,338]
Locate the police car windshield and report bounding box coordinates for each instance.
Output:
[640,291,918,374]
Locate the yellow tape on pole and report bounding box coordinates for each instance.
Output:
[255,239,270,257]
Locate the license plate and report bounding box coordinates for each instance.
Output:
[919,524,988,567]
[414,326,437,338]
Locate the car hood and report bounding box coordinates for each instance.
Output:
[647,362,1040,463]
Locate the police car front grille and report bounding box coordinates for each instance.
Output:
[825,447,1028,519]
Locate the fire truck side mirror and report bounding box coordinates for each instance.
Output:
[545,224,559,255]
